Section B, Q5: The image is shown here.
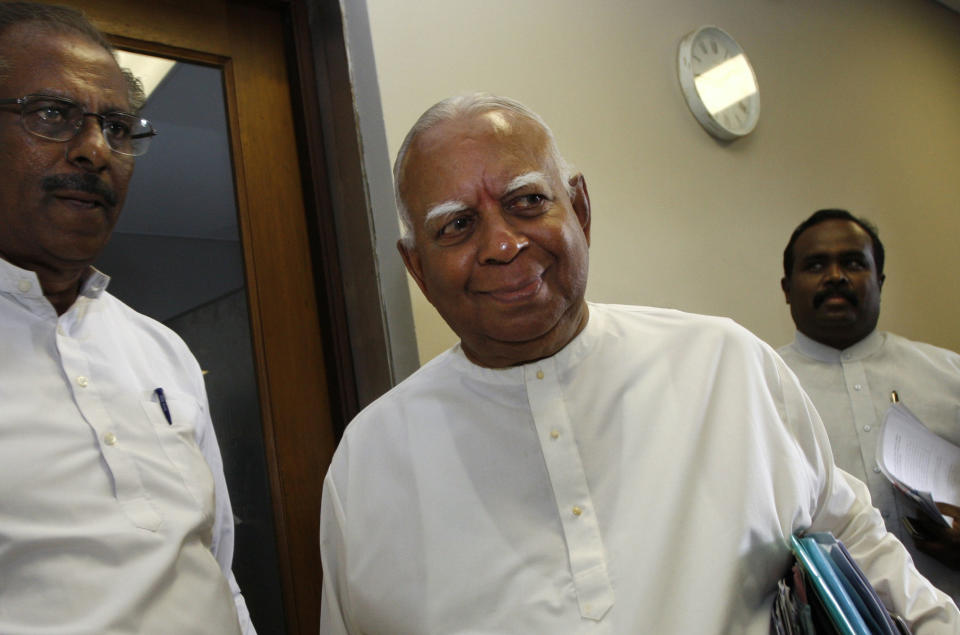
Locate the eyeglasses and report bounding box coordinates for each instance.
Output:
[0,94,157,157]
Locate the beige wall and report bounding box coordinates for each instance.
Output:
[365,0,960,364]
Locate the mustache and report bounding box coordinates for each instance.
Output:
[41,173,117,208]
[813,287,858,309]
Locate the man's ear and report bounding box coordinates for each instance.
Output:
[878,273,886,290]
[568,173,591,246]
[398,239,430,299]
[781,277,791,304]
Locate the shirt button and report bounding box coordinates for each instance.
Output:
[76,376,89,387]
[843,353,852,360]
[863,425,872,432]
[873,466,881,473]
[572,506,583,517]
[103,432,118,446]
[853,384,862,391]
[17,279,32,293]
[536,370,544,380]
[550,429,559,440]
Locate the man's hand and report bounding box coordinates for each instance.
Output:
[903,502,960,570]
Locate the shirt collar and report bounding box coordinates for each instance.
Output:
[80,267,111,298]
[791,328,884,362]
[0,257,110,302]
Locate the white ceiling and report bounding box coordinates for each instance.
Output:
[115,50,176,99]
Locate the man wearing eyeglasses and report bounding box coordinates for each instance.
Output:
[0,3,255,633]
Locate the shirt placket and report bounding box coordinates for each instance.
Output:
[524,358,614,623]
[57,304,162,531]
[841,356,895,524]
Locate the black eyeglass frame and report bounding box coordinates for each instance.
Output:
[0,94,158,157]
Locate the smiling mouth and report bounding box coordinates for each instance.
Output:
[482,276,544,303]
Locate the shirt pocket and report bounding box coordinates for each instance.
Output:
[139,391,216,532]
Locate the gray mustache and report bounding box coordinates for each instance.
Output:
[41,173,117,208]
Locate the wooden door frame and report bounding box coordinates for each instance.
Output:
[293,0,413,417]
[33,1,391,633]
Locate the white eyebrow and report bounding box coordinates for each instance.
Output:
[422,171,549,226]
[424,200,468,224]
[504,171,549,195]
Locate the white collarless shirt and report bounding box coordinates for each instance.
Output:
[779,329,960,602]
[321,304,957,634]
[0,258,253,634]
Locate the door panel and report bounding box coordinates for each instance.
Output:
[96,54,286,633]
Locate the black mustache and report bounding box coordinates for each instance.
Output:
[813,287,858,309]
[41,173,117,208]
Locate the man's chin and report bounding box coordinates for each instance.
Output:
[39,242,107,272]
[462,312,588,367]
[808,315,858,337]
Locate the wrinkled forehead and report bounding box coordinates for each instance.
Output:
[0,23,126,103]
[400,111,555,213]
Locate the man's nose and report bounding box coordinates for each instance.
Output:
[478,211,529,264]
[823,262,849,284]
[65,115,111,171]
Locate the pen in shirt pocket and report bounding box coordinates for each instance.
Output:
[154,387,172,425]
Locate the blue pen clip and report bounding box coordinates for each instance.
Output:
[154,387,172,425]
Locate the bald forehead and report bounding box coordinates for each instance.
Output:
[412,109,546,152]
[399,110,552,205]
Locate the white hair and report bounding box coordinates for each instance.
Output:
[393,93,574,247]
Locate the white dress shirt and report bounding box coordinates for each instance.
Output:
[0,258,255,635]
[320,303,958,634]
[779,329,960,602]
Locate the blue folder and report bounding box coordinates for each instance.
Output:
[789,534,871,635]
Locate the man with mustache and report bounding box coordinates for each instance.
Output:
[779,208,960,602]
[318,95,958,633]
[0,3,254,632]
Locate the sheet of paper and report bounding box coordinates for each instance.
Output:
[877,403,960,507]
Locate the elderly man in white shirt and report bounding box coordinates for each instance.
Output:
[779,208,960,603]
[318,93,959,634]
[0,3,254,633]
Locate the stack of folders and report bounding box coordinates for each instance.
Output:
[771,532,911,635]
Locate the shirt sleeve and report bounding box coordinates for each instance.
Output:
[776,354,960,632]
[194,376,258,635]
[320,465,354,635]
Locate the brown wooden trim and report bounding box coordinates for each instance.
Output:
[284,0,359,430]
[219,52,297,631]
[108,35,229,67]
[69,0,233,54]
[299,0,399,419]
[226,5,334,631]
